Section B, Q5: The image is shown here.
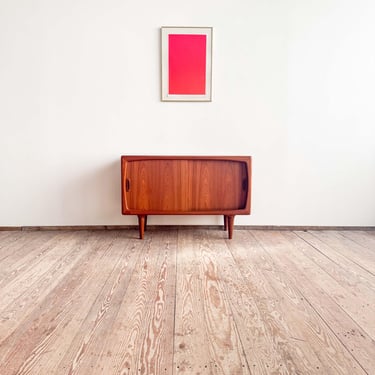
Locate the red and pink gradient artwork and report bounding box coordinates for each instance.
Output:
[168,34,207,95]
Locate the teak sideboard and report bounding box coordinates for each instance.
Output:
[121,156,251,239]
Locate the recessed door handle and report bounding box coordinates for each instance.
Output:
[242,179,248,191]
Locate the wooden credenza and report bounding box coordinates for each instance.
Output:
[121,156,251,239]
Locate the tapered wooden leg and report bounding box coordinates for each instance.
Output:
[138,215,146,239]
[224,215,228,231]
[144,215,148,231]
[227,215,235,239]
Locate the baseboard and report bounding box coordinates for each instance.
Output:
[0,225,374,232]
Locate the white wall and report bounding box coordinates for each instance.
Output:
[0,0,374,227]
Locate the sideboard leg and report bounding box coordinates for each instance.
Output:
[223,215,228,231]
[138,215,146,239]
[227,215,235,239]
[144,215,148,231]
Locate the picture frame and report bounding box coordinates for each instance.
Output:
[161,26,213,102]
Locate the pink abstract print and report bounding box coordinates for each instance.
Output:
[168,34,207,95]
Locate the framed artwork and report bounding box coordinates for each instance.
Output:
[161,27,213,102]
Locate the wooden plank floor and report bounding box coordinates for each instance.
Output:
[0,229,374,374]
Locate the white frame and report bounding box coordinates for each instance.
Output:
[161,26,213,102]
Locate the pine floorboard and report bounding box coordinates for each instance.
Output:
[0,229,374,374]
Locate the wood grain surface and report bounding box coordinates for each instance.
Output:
[121,156,251,214]
[0,229,374,374]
